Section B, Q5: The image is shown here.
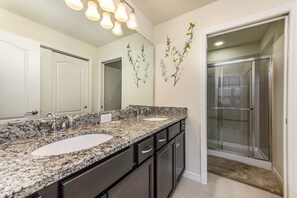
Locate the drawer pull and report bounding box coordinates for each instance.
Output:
[158,137,167,142]
[141,146,153,154]
[175,143,180,148]
[182,124,186,127]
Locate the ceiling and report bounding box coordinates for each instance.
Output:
[207,23,271,51]
[0,0,135,47]
[130,0,217,25]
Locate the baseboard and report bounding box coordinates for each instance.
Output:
[183,170,201,183]
[273,167,284,185]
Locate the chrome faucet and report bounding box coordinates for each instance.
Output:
[126,106,141,120]
[47,112,57,132]
[140,107,150,115]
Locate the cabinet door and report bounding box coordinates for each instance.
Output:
[156,140,175,198]
[175,131,185,182]
[108,157,154,198]
[0,31,40,120]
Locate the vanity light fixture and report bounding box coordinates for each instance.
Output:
[65,0,83,10]
[65,0,138,35]
[99,0,116,12]
[214,41,225,46]
[127,10,137,30]
[101,12,114,29]
[115,0,129,22]
[112,21,123,36]
[85,1,101,21]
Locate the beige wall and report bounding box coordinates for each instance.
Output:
[96,33,154,111]
[154,0,295,177]
[260,20,285,180]
[207,42,260,63]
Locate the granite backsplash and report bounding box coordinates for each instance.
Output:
[0,106,187,143]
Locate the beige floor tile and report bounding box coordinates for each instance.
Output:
[243,184,283,198]
[207,173,244,195]
[200,184,244,198]
[170,193,184,198]
[174,177,202,198]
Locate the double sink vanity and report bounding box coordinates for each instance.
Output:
[0,106,187,198]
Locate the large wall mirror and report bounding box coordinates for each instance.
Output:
[0,0,154,121]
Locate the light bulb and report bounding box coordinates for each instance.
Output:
[100,12,113,29]
[112,21,123,36]
[65,0,83,10]
[115,1,128,23]
[85,1,101,21]
[99,0,115,12]
[127,10,138,30]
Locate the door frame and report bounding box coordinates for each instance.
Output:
[99,56,123,112]
[199,2,297,198]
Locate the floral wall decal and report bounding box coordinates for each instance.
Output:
[160,22,196,86]
[127,43,150,88]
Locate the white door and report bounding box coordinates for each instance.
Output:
[0,31,40,120]
[41,50,89,117]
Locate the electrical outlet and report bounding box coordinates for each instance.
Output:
[101,113,112,123]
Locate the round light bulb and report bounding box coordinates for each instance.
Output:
[85,1,101,21]
[65,0,83,10]
[100,12,113,29]
[127,11,138,30]
[115,1,128,23]
[99,0,115,12]
[112,21,123,36]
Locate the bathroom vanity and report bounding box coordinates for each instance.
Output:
[0,107,187,198]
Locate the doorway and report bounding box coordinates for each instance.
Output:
[101,58,122,111]
[202,16,288,197]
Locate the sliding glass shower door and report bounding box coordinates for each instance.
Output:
[207,57,271,161]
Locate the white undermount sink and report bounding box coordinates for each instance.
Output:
[143,117,168,121]
[31,134,113,156]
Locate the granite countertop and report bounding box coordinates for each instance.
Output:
[0,115,186,198]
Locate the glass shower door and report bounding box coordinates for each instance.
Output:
[207,61,254,157]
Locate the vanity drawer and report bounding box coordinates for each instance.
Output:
[168,122,181,140]
[181,120,186,131]
[61,147,134,198]
[156,129,167,150]
[137,136,154,164]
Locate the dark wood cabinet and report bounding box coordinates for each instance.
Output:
[61,147,134,198]
[108,157,154,198]
[155,140,175,198]
[155,120,186,198]
[175,131,185,183]
[27,119,186,198]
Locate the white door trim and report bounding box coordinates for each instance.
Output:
[199,3,297,198]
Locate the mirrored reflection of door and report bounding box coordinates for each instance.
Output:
[102,59,122,111]
[41,49,90,117]
[0,31,40,120]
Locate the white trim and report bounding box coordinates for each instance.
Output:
[273,167,284,185]
[183,170,201,183]
[208,150,272,170]
[200,3,297,197]
[286,5,297,198]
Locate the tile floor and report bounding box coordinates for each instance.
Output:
[171,173,282,198]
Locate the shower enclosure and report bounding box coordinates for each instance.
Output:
[207,56,272,161]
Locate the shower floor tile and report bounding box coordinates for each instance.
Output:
[207,155,283,196]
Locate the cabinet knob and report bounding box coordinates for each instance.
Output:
[175,143,180,148]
